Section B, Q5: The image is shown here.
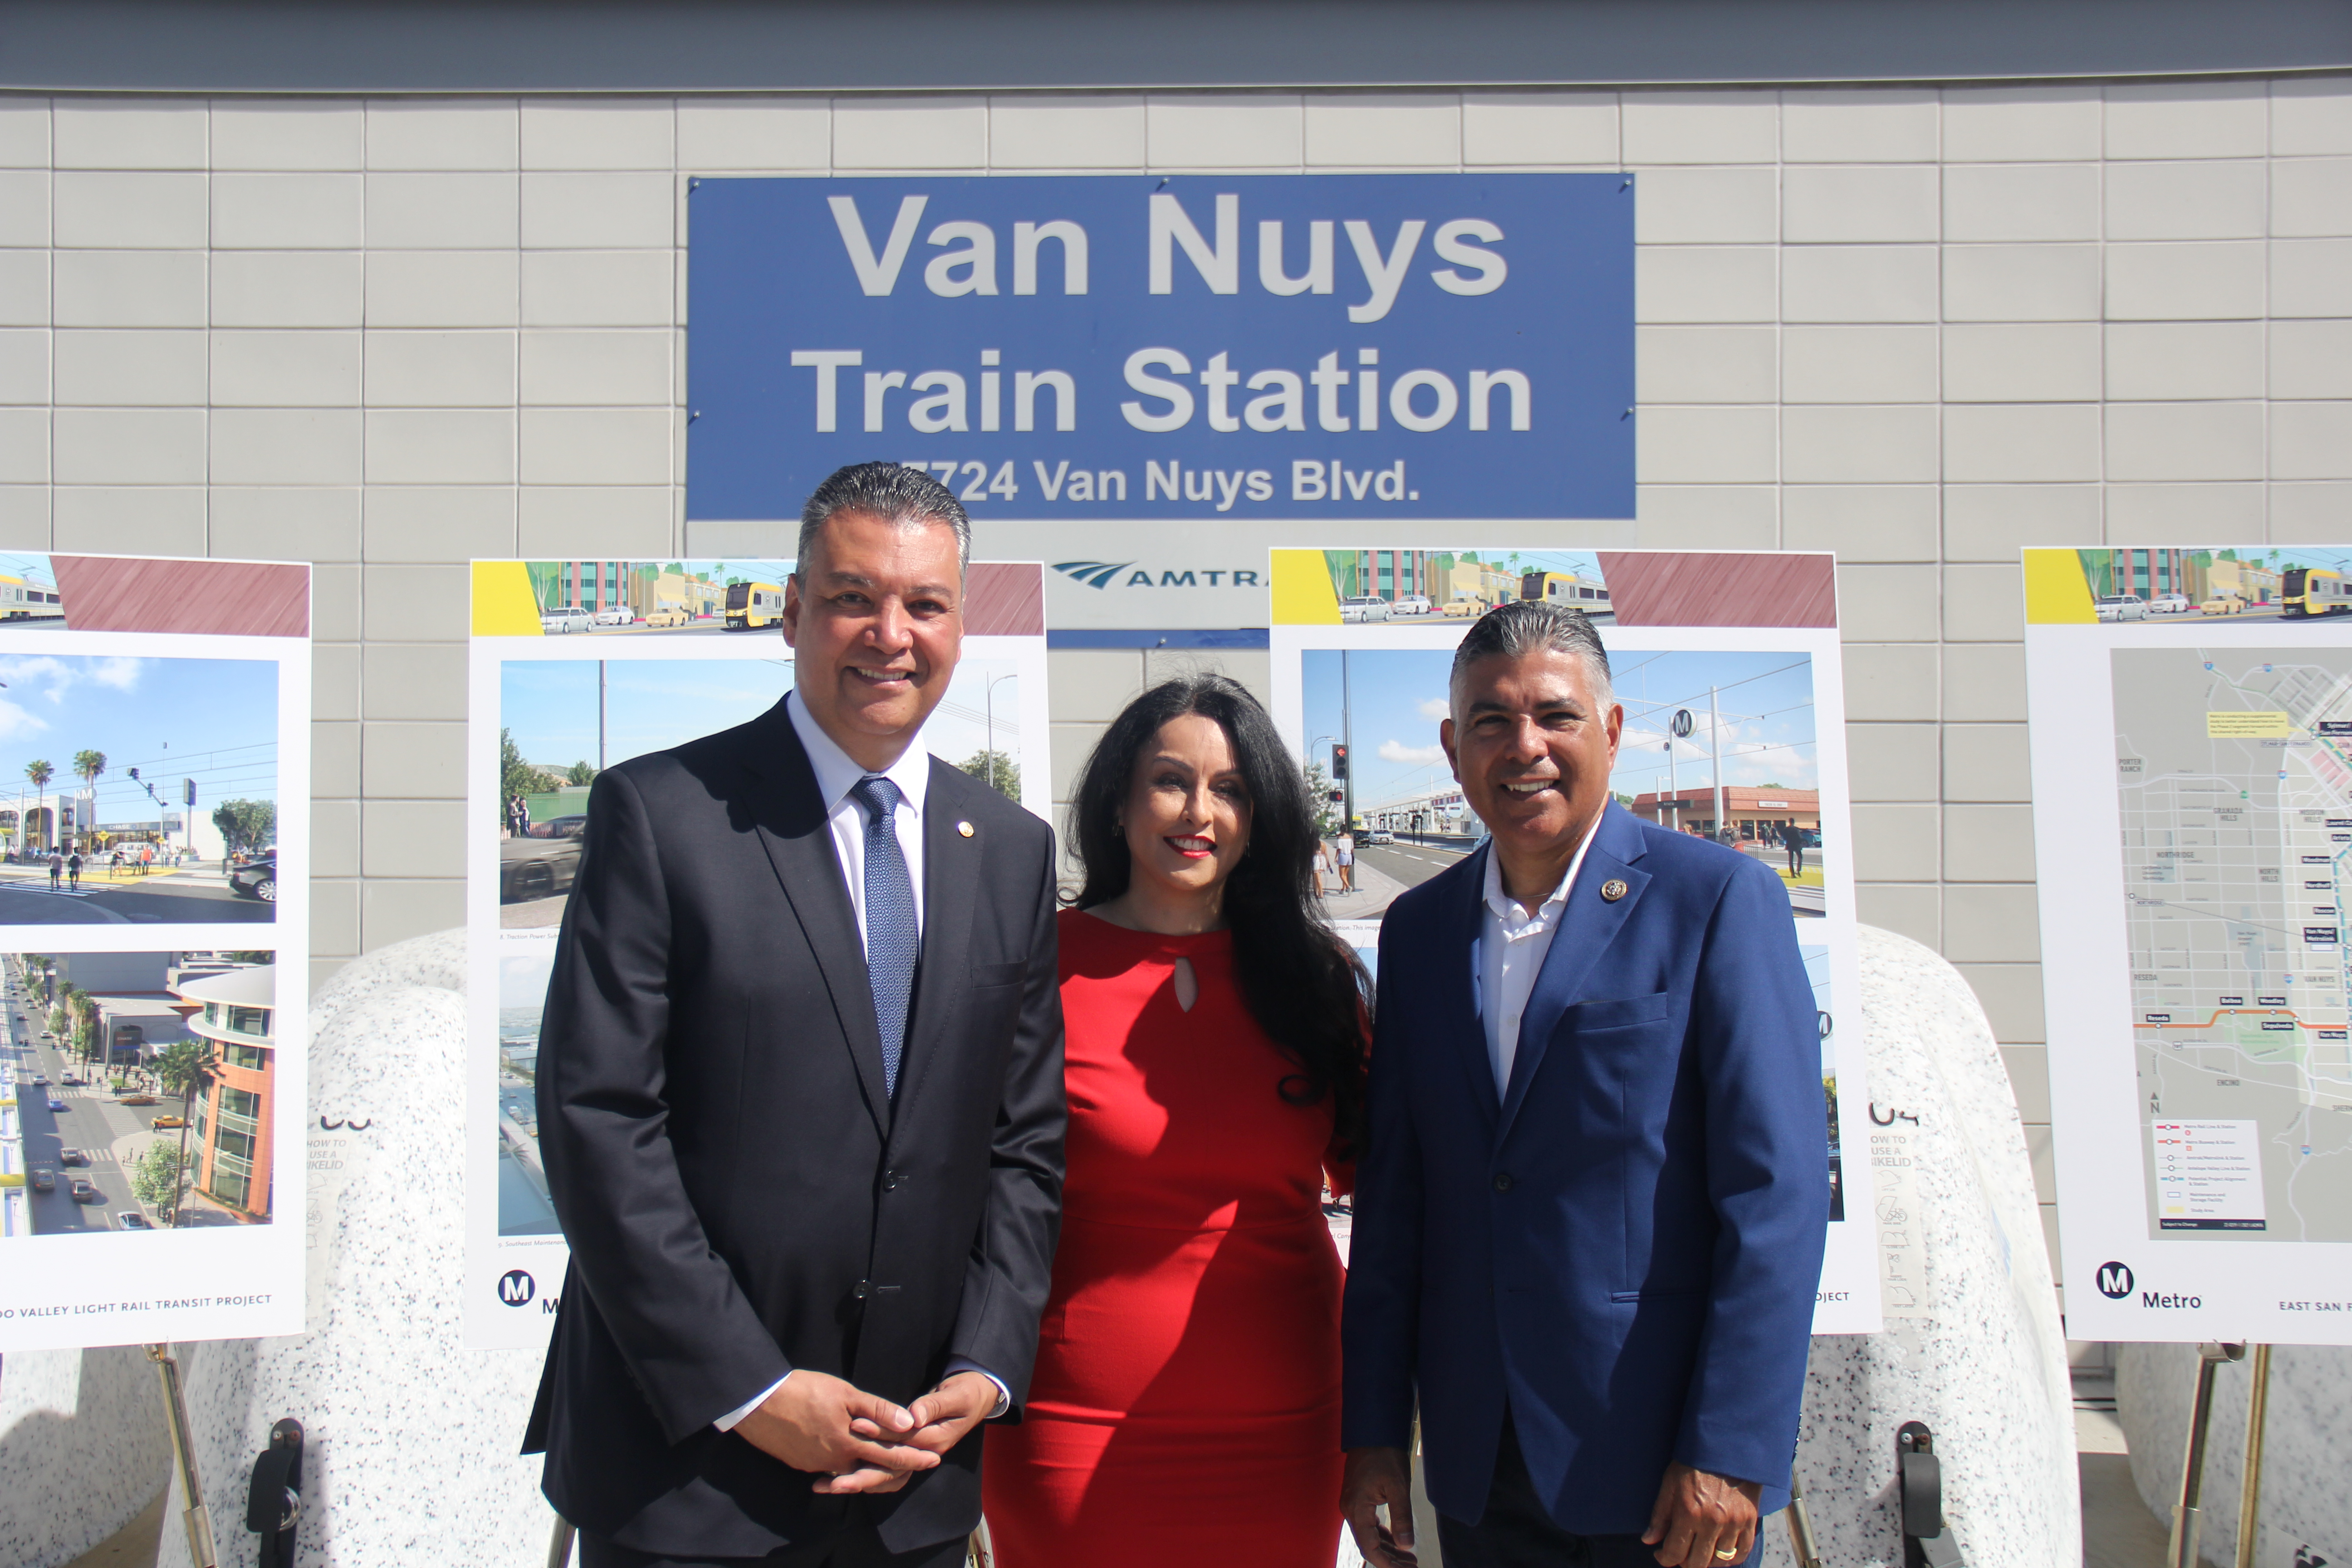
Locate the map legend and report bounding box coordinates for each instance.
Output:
[2153,1119,2268,1230]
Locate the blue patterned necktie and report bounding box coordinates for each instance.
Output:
[850,775,917,1098]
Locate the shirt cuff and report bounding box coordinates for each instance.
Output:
[942,1358,1013,1419]
[714,1370,794,1433]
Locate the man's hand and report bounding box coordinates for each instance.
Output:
[1641,1461,1761,1567]
[1342,1446,1419,1568]
[731,1370,939,1495]
[887,1372,1001,1459]
[818,1371,1000,1495]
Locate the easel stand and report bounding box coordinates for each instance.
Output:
[149,1343,219,1568]
[2168,1342,2273,1568]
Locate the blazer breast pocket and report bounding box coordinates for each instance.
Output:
[968,960,1027,990]
[1558,992,1675,1033]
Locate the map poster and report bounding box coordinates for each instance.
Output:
[2027,546,2352,1343]
[1266,549,1877,1335]
[0,553,313,1350]
[461,558,1050,1348]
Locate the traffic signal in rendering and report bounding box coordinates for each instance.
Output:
[1331,744,1348,780]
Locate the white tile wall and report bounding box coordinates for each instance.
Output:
[3,86,2347,1280]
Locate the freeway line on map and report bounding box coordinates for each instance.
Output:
[2139,1007,2332,1033]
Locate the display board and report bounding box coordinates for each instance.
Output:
[0,553,312,1350]
[2028,546,2352,1342]
[1268,548,1878,1334]
[462,558,1050,1348]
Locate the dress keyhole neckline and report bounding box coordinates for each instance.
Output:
[1171,956,1198,1013]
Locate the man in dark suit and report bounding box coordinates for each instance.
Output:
[1341,602,1827,1568]
[525,462,1067,1568]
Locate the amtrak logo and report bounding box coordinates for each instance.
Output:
[2095,1261,2134,1299]
[1055,560,1136,589]
[1053,561,1264,591]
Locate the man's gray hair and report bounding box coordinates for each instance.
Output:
[1449,599,1615,712]
[796,461,972,575]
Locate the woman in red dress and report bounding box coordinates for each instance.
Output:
[983,673,1371,1568]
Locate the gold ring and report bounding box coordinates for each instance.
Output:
[1714,1551,1738,1561]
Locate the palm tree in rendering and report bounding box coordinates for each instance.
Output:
[23,758,51,853]
[71,750,104,849]
[153,1038,217,1229]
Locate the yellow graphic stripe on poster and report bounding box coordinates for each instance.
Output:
[2023,549,2097,624]
[472,561,544,636]
[1271,550,1342,625]
[2209,712,2294,739]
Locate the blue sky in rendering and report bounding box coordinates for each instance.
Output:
[1301,646,1815,811]
[503,657,1023,776]
[0,654,278,819]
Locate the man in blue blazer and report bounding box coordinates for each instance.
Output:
[1341,602,1828,1568]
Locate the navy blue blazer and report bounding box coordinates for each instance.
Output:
[1341,803,1827,1532]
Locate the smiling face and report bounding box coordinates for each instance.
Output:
[1442,646,1622,897]
[781,509,964,771]
[1117,712,1253,912]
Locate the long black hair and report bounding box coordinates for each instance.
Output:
[1067,672,1370,1156]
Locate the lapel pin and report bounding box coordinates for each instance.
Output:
[957,820,975,838]
[1600,878,1628,902]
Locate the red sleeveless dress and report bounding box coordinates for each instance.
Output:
[982,910,1350,1567]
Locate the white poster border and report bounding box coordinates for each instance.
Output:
[462,622,1052,1350]
[0,625,310,1350]
[2030,615,2352,1343]
[1268,615,1878,1335]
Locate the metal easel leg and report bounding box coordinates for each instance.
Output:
[547,1515,576,1568]
[2234,1345,2273,1568]
[1786,1473,1824,1568]
[2169,1342,2248,1568]
[148,1343,219,1568]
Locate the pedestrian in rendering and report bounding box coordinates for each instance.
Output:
[1336,830,1356,892]
[526,462,1065,1568]
[984,675,1369,1568]
[1313,837,1333,897]
[1343,602,1827,1568]
[1780,820,1806,877]
[47,849,60,890]
[66,848,80,891]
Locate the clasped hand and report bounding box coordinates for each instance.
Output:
[734,1368,999,1494]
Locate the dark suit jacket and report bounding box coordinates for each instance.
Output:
[1342,804,1827,1532]
[524,696,1066,1558]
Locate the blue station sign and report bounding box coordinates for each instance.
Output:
[686,174,1633,522]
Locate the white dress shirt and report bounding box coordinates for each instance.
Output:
[1471,819,1601,1096]
[715,690,1008,1433]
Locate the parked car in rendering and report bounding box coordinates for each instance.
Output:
[151,1115,185,1129]
[117,1211,151,1230]
[591,606,636,627]
[2200,596,2248,616]
[644,606,691,628]
[117,1093,157,1106]
[29,1166,54,1192]
[1338,595,1391,623]
[69,1177,97,1202]
[228,858,277,902]
[2094,594,2148,622]
[1362,828,1394,845]
[46,1097,66,1111]
[2150,593,2194,614]
[540,606,593,634]
[1389,594,1435,617]
[57,1147,85,1166]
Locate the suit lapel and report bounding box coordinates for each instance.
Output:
[1496,804,1651,1144]
[887,760,979,1138]
[1446,843,1503,1129]
[741,701,892,1138]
